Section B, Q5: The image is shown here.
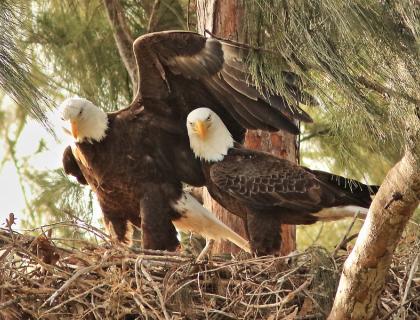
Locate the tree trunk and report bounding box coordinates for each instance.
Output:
[197,0,297,255]
[328,148,420,320]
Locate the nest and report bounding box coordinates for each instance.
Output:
[0,218,419,320]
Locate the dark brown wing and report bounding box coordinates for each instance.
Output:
[309,169,378,207]
[62,145,87,185]
[210,148,377,212]
[131,31,313,134]
[210,150,324,211]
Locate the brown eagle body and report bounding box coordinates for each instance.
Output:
[202,146,378,255]
[62,31,314,251]
[63,108,199,250]
[186,108,379,256]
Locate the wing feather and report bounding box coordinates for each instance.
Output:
[210,149,377,212]
[132,31,315,133]
[212,76,300,134]
[210,152,322,211]
[208,76,277,131]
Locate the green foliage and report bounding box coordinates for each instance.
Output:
[24,169,94,226]
[0,0,50,127]
[245,0,419,179]
[129,0,187,32]
[12,0,190,229]
[25,0,189,110]
[28,0,131,109]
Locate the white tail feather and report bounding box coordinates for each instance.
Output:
[171,192,251,253]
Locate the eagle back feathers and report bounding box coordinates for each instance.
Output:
[210,150,322,211]
[208,148,376,213]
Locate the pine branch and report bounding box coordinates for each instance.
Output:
[0,0,51,129]
[357,76,420,106]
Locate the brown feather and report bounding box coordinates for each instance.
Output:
[203,146,379,255]
[62,31,320,253]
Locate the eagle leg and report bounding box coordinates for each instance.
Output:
[246,211,282,256]
[196,238,215,262]
[103,215,130,244]
[140,189,180,251]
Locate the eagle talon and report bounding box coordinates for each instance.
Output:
[196,239,215,262]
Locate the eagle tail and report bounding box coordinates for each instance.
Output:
[171,192,251,253]
[312,170,380,208]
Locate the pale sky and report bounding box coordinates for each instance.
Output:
[0,96,102,229]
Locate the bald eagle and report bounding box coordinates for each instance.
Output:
[62,143,250,254]
[186,108,379,255]
[60,31,313,252]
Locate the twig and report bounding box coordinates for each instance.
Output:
[382,294,420,320]
[186,0,190,31]
[239,278,312,309]
[333,211,360,256]
[357,76,420,105]
[147,0,161,33]
[401,253,419,306]
[139,258,171,320]
[42,262,112,306]
[0,297,21,309]
[42,283,106,315]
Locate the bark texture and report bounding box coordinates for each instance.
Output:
[244,130,298,255]
[197,0,297,255]
[328,149,420,320]
[103,0,138,91]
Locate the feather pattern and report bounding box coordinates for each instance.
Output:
[60,30,319,254]
[186,108,379,255]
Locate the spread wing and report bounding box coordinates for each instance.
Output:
[210,152,325,211]
[131,31,314,134]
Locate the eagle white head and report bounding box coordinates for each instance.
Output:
[186,108,234,162]
[59,97,108,143]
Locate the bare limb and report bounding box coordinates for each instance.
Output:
[328,148,420,320]
[357,76,420,105]
[147,0,161,33]
[102,0,138,92]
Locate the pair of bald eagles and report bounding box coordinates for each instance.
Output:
[61,31,378,256]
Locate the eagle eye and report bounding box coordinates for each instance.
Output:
[206,115,211,121]
[78,109,83,116]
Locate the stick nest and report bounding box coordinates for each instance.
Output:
[0,221,418,320]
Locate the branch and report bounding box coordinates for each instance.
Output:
[102,0,138,92]
[357,76,420,105]
[147,0,161,33]
[328,148,420,320]
[300,127,331,142]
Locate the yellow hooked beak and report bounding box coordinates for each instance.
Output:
[71,120,79,139]
[194,120,207,140]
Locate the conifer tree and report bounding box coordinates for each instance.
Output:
[0,0,49,127]
[241,1,419,318]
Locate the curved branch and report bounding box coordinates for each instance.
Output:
[328,147,420,320]
[102,0,138,92]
